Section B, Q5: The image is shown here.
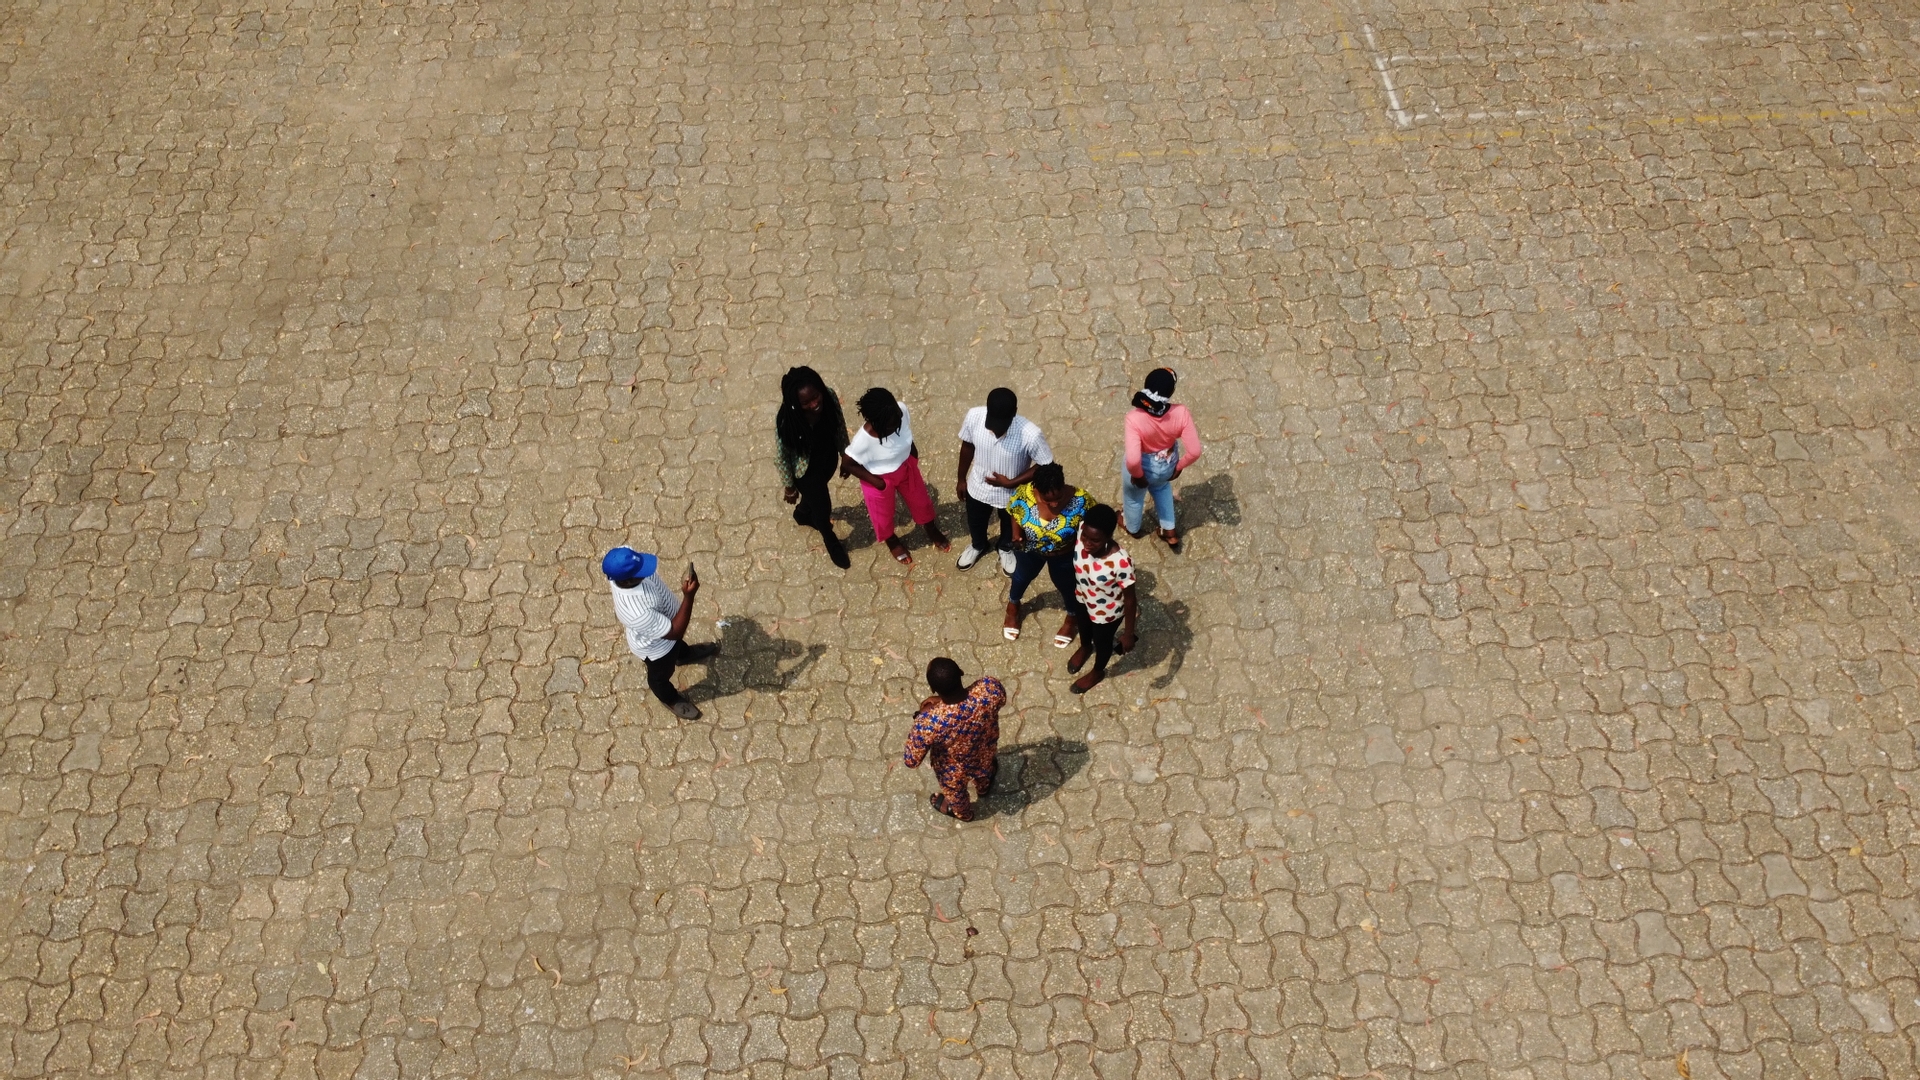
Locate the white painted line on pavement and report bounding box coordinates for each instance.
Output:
[1361,23,1412,129]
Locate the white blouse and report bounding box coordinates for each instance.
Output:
[843,403,916,475]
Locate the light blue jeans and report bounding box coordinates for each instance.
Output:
[1122,446,1180,532]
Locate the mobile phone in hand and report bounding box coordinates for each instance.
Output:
[686,561,697,585]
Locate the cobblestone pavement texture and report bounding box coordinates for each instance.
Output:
[4,0,1920,1077]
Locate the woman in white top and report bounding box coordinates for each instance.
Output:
[841,387,952,566]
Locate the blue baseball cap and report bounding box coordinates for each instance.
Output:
[602,547,657,580]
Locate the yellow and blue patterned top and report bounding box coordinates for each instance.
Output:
[1008,483,1092,555]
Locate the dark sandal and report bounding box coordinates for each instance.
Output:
[929,794,970,821]
[1070,670,1106,695]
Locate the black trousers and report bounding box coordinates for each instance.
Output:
[644,641,690,705]
[964,494,1014,552]
[1076,615,1120,672]
[794,469,835,533]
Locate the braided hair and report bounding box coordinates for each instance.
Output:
[857,387,904,438]
[777,366,846,458]
[1030,462,1068,496]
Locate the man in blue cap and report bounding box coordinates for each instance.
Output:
[603,547,716,720]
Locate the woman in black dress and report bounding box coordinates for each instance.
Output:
[776,366,852,569]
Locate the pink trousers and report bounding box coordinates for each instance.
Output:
[861,456,936,539]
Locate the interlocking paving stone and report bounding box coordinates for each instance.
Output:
[3,0,1920,1077]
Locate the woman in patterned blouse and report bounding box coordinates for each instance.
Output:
[1067,504,1138,694]
[1004,463,1091,648]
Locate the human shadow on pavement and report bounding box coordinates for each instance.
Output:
[684,618,825,701]
[976,737,1090,818]
[1108,569,1192,690]
[829,502,875,552]
[1177,472,1241,532]
[828,491,965,556]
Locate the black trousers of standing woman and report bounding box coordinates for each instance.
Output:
[793,465,849,562]
[1075,615,1121,673]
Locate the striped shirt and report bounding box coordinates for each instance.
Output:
[958,408,1054,508]
[610,575,679,661]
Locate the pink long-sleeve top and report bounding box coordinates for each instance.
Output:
[1124,405,1203,478]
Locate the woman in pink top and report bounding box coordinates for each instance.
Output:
[1121,367,1203,551]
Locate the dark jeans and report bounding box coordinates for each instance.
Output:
[964,494,1014,552]
[1008,549,1084,618]
[645,641,691,706]
[1077,615,1120,673]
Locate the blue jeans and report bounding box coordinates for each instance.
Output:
[1122,447,1179,532]
[1008,549,1084,618]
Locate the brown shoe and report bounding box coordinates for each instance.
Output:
[930,794,973,821]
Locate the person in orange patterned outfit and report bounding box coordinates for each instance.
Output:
[903,658,1007,821]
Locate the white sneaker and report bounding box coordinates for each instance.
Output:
[957,545,983,570]
[999,549,1017,575]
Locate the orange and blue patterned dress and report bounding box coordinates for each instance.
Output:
[903,677,1007,819]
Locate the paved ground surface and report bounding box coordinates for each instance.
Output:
[4,1,1920,1077]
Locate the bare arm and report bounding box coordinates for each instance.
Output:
[992,463,1039,489]
[956,442,975,501]
[666,574,698,642]
[1174,408,1203,473]
[840,452,883,488]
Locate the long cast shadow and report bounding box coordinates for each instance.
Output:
[1174,472,1241,531]
[829,501,875,552]
[1107,568,1192,689]
[827,488,965,555]
[975,737,1090,818]
[683,617,825,702]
